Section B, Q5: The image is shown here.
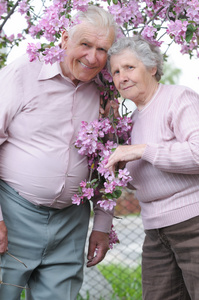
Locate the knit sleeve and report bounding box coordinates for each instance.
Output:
[92,197,114,233]
[142,88,199,174]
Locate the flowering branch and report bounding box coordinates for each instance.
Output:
[71,113,133,249]
[0,0,21,32]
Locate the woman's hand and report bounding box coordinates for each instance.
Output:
[105,144,146,173]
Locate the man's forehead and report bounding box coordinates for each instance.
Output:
[71,23,114,44]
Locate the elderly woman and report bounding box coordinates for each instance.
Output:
[106,35,199,300]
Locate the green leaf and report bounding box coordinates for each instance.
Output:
[186,31,193,43]
[112,0,118,4]
[112,189,122,199]
[185,24,196,43]
[93,183,99,189]
[104,193,114,199]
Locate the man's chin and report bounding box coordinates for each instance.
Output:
[78,73,98,82]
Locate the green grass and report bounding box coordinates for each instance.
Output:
[98,264,142,300]
[20,264,142,300]
[20,290,25,300]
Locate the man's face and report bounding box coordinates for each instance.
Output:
[60,23,115,85]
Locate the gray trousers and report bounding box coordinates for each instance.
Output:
[0,180,90,300]
[142,216,199,300]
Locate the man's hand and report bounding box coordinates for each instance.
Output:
[0,220,8,254]
[87,230,109,267]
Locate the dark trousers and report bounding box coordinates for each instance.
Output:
[142,216,199,300]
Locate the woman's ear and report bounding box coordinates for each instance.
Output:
[61,30,69,49]
[151,66,157,76]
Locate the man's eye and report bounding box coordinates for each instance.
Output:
[99,48,106,52]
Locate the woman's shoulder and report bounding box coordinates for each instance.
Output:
[160,83,198,96]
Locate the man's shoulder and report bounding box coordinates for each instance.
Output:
[4,54,43,75]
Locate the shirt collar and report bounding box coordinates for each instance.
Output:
[38,61,61,81]
[38,60,102,86]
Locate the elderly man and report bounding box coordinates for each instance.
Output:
[0,6,118,300]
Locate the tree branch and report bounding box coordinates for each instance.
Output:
[0,0,22,32]
[139,6,166,34]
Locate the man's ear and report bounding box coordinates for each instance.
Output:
[61,30,69,49]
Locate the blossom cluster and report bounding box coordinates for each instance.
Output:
[109,225,120,249]
[72,116,132,210]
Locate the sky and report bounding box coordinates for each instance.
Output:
[166,44,199,94]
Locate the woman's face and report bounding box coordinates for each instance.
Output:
[110,49,157,108]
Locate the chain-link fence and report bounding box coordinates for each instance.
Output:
[80,188,144,300]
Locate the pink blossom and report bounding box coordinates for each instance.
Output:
[100,68,113,83]
[104,181,116,194]
[109,225,119,249]
[7,34,15,42]
[82,187,94,200]
[0,0,7,18]
[26,42,41,62]
[72,0,90,12]
[167,20,188,44]
[80,180,87,188]
[18,0,29,15]
[118,168,132,184]
[97,199,117,211]
[142,26,157,39]
[17,33,24,39]
[43,46,66,64]
[72,194,82,205]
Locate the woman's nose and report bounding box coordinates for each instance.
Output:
[119,71,128,82]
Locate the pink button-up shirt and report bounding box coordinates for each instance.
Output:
[0,55,113,232]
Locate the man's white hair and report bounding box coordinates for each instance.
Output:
[68,5,119,40]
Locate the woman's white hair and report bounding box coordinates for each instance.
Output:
[68,5,119,40]
[107,35,164,81]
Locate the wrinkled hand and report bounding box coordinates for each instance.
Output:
[87,231,110,267]
[0,220,8,254]
[105,144,146,173]
[99,98,120,119]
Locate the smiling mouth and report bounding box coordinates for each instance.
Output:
[123,85,134,90]
[79,61,94,69]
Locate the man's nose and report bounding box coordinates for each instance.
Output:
[86,48,97,64]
